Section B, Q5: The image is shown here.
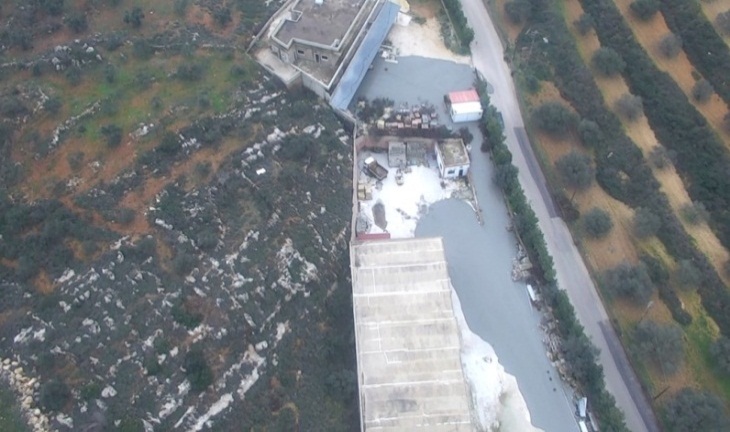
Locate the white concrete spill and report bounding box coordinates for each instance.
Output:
[451,287,543,432]
[389,16,471,65]
[360,152,462,238]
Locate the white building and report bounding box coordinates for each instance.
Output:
[447,89,483,123]
[436,138,470,179]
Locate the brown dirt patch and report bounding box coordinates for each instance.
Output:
[493,0,524,43]
[410,0,439,20]
[526,80,563,108]
[33,270,54,295]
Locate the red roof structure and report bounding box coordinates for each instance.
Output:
[356,232,392,241]
[448,89,480,104]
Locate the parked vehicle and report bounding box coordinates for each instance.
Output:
[364,156,388,181]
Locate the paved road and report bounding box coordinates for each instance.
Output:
[459,1,659,431]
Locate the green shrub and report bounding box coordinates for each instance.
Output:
[679,201,708,225]
[40,380,71,412]
[691,79,713,103]
[634,320,685,375]
[614,93,643,121]
[675,259,701,290]
[531,101,578,137]
[662,388,730,431]
[591,47,626,76]
[657,33,682,58]
[183,348,213,392]
[573,13,595,35]
[583,208,613,238]
[603,262,655,304]
[710,337,730,375]
[633,207,661,238]
[717,11,730,36]
[101,124,123,148]
[504,1,532,25]
[630,0,659,21]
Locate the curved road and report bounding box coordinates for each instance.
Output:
[459,1,659,431]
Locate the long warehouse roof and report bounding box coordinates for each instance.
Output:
[350,237,475,431]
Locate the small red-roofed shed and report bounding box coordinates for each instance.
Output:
[446,89,483,123]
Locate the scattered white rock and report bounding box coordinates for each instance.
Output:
[101,385,117,398]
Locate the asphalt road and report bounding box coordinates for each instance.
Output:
[459,1,659,431]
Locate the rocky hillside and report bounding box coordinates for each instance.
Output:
[0,1,357,430]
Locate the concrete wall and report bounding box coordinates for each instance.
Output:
[449,107,482,123]
[290,42,341,65]
[302,72,330,99]
[441,163,470,178]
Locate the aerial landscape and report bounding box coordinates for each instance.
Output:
[1,0,730,431]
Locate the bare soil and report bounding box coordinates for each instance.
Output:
[493,0,524,43]
[564,0,730,286]
[527,83,640,272]
[611,0,730,152]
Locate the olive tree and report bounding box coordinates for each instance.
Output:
[634,320,685,375]
[633,207,661,238]
[531,101,578,137]
[582,207,613,239]
[504,0,532,25]
[577,119,603,147]
[675,259,701,290]
[602,262,654,304]
[648,145,674,170]
[630,0,659,21]
[555,151,594,200]
[615,93,644,121]
[691,79,714,103]
[591,47,626,77]
[710,336,730,375]
[573,13,595,36]
[663,388,730,432]
[679,201,709,225]
[657,33,682,59]
[40,380,71,412]
[716,10,730,36]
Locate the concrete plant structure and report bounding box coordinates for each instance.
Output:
[350,237,476,431]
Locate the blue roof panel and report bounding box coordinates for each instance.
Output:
[329,0,400,112]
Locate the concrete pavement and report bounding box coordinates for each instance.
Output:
[459,1,659,431]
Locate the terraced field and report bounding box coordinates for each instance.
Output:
[491,0,730,428]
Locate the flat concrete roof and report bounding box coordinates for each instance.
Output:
[351,237,475,431]
[438,139,470,167]
[274,0,366,47]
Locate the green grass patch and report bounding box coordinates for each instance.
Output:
[682,292,730,399]
[0,384,28,432]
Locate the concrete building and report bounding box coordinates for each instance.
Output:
[446,89,483,123]
[350,237,476,431]
[436,138,470,178]
[257,0,401,111]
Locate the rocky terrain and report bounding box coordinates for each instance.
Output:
[0,1,358,430]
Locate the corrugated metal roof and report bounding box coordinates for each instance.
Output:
[351,237,476,432]
[448,89,480,104]
[329,0,401,112]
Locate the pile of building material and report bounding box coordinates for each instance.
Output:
[358,183,374,200]
[375,104,440,130]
